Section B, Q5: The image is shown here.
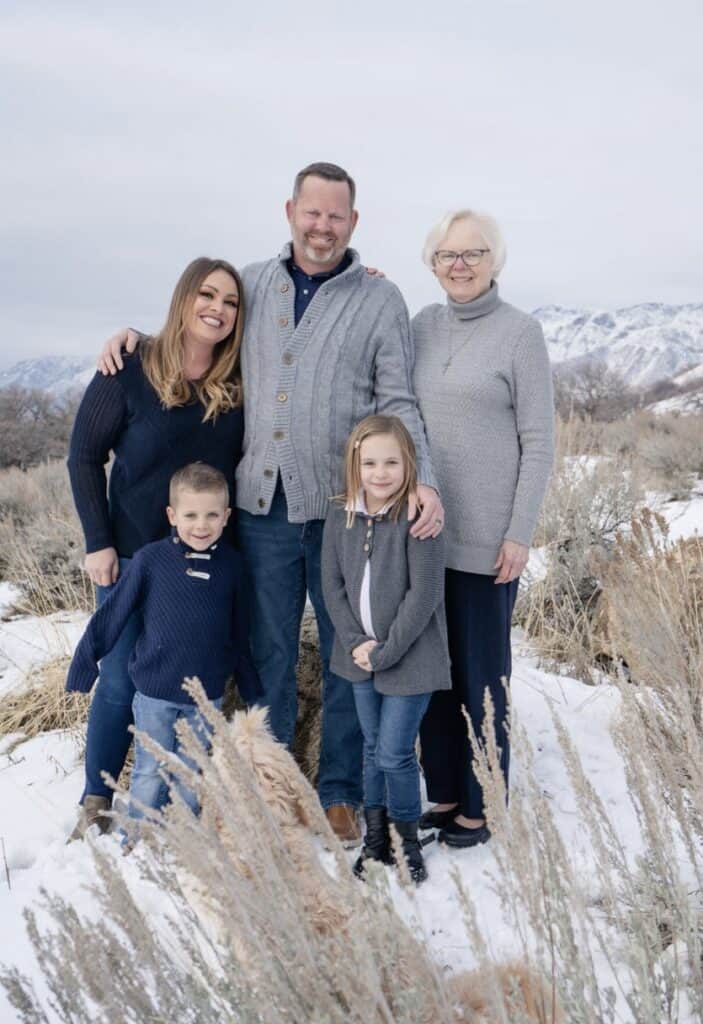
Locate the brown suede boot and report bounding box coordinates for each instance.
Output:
[325,804,362,848]
[67,795,112,843]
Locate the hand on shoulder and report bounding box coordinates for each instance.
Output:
[409,485,444,540]
[97,328,140,376]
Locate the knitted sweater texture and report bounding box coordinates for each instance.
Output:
[321,504,451,697]
[412,284,554,574]
[236,244,436,523]
[66,534,261,704]
[67,352,243,556]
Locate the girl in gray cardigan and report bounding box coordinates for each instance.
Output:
[321,415,451,884]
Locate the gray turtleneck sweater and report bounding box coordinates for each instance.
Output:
[411,283,554,575]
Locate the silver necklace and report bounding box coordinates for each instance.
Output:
[441,321,480,374]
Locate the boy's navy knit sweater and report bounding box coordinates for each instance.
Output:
[66,532,261,706]
[67,351,244,556]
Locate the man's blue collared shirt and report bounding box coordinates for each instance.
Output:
[287,251,352,326]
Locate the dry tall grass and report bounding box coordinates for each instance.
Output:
[4,677,703,1022]
[0,686,558,1024]
[463,683,703,1024]
[0,460,90,616]
[0,656,89,748]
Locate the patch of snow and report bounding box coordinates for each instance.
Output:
[657,490,703,542]
[0,610,88,698]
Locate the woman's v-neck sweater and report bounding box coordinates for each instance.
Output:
[412,284,554,574]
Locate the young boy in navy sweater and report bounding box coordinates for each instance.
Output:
[67,462,260,820]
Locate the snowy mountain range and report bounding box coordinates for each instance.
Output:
[0,356,95,398]
[535,302,703,390]
[1,301,702,398]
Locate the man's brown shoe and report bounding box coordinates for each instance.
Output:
[325,804,362,848]
[67,795,112,843]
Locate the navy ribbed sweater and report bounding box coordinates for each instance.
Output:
[67,352,244,556]
[66,533,261,705]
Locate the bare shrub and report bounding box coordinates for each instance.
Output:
[517,410,703,680]
[0,461,91,615]
[553,363,635,423]
[516,417,645,680]
[0,388,78,470]
[598,411,703,501]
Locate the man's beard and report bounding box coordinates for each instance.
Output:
[301,234,343,265]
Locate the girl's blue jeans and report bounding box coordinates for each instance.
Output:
[352,680,430,822]
[82,558,138,801]
[129,692,222,818]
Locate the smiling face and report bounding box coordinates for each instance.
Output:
[285,175,359,274]
[167,487,231,551]
[433,217,494,304]
[183,269,239,349]
[359,433,406,514]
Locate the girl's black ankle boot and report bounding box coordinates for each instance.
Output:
[390,819,428,885]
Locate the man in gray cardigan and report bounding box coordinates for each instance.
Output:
[236,163,441,844]
[98,162,442,844]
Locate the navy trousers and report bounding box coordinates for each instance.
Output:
[419,569,518,820]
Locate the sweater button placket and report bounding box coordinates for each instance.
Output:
[273,274,302,514]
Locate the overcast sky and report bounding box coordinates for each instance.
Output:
[1,0,701,369]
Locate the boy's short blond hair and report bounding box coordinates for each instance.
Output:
[169,463,229,507]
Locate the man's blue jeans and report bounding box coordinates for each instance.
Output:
[237,485,363,809]
[83,558,139,801]
[129,692,221,818]
[352,681,430,822]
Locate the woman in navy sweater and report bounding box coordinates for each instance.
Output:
[66,257,246,840]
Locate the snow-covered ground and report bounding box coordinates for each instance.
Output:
[1,488,702,1022]
[0,640,628,1022]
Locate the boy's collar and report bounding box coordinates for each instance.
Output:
[169,525,222,556]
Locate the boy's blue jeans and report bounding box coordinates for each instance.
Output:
[237,483,363,810]
[83,558,138,801]
[352,681,430,822]
[129,692,222,818]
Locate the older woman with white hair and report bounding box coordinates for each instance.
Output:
[413,209,554,848]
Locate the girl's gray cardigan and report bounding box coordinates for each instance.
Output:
[321,503,452,697]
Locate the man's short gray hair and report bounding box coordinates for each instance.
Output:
[421,209,507,277]
[292,162,356,208]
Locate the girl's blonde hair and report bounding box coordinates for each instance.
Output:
[341,415,418,527]
[141,257,245,422]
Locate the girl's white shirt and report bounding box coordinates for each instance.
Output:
[344,490,394,642]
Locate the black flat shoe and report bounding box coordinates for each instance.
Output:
[437,821,491,848]
[418,807,458,830]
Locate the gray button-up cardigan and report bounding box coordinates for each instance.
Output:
[321,503,452,697]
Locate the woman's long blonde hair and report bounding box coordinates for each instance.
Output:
[141,257,245,422]
[341,415,418,527]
